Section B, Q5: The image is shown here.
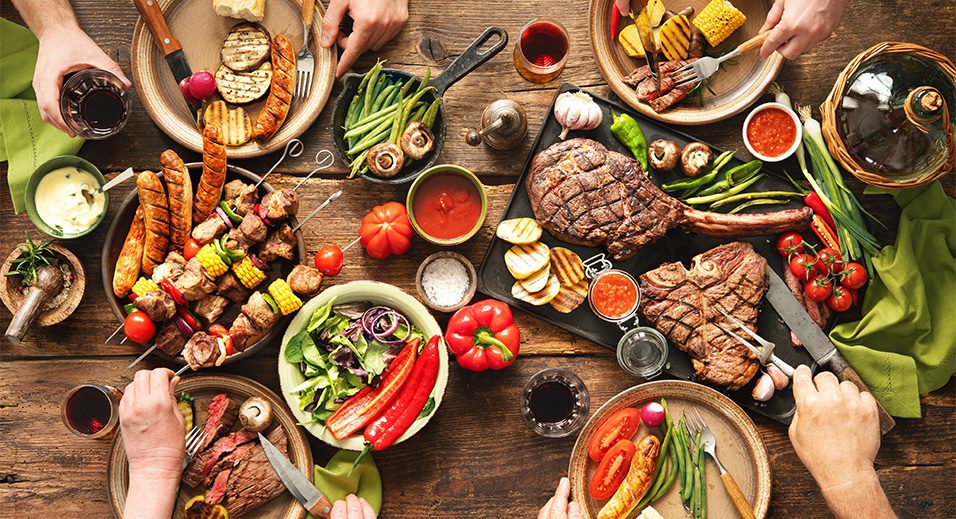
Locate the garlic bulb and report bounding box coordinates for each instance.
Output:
[766,364,790,390]
[752,372,775,402]
[554,91,603,139]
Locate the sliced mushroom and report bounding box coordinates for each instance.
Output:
[400,122,435,160]
[238,396,273,432]
[680,142,714,177]
[366,143,405,178]
[648,139,680,170]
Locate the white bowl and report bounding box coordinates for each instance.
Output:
[741,102,803,162]
[278,281,448,450]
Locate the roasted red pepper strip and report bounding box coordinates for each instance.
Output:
[177,306,201,331]
[804,192,836,230]
[364,335,441,451]
[326,338,419,440]
[445,299,520,371]
[610,5,622,40]
[161,278,187,306]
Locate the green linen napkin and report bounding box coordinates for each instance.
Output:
[829,181,956,418]
[308,449,382,518]
[0,18,84,213]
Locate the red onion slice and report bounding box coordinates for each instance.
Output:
[249,254,267,270]
[216,207,235,230]
[174,315,195,339]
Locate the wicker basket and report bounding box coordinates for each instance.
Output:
[820,42,956,189]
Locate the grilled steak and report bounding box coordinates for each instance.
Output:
[184,429,257,488]
[526,139,813,260]
[197,394,240,451]
[154,322,186,356]
[638,242,766,389]
[222,427,289,517]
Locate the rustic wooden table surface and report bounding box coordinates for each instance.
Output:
[1,0,954,517]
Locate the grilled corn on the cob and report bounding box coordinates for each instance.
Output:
[131,277,160,297]
[233,256,267,289]
[693,0,746,47]
[196,244,229,277]
[268,279,302,315]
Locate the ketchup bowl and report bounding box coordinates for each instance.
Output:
[742,102,802,162]
[406,164,488,246]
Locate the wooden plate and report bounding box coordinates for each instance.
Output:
[589,0,784,125]
[568,380,771,518]
[131,0,336,158]
[107,374,313,518]
[0,243,85,327]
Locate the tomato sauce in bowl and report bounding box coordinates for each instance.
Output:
[744,103,801,161]
[408,166,487,245]
[588,270,639,320]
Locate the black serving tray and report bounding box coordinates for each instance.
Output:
[476,84,819,424]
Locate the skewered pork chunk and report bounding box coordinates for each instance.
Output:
[155,322,186,356]
[134,290,176,322]
[288,265,323,296]
[258,224,295,263]
[224,180,257,216]
[260,188,299,220]
[241,292,280,331]
[183,332,219,370]
[218,272,251,304]
[195,294,230,324]
[192,214,228,245]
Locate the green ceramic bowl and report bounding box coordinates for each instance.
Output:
[24,155,109,239]
[405,164,487,246]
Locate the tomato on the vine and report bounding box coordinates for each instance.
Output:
[827,286,853,312]
[841,262,867,289]
[776,232,806,257]
[805,276,833,302]
[789,253,817,281]
[815,247,844,274]
[314,246,344,276]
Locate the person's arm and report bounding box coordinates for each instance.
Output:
[789,366,896,519]
[538,477,583,519]
[9,0,131,135]
[758,0,846,59]
[320,0,409,77]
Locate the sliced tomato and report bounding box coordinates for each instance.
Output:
[589,439,636,500]
[587,407,641,461]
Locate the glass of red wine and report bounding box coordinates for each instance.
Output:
[61,383,122,438]
[514,18,570,83]
[59,69,130,139]
[521,368,590,438]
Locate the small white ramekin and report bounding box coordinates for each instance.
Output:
[742,102,803,162]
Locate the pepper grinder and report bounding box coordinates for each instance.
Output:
[465,99,527,150]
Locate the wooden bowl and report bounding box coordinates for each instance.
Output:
[589,0,783,125]
[0,243,85,327]
[416,251,477,313]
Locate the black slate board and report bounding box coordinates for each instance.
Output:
[476,84,819,424]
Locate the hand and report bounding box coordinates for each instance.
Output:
[119,369,185,482]
[538,477,583,519]
[614,0,629,16]
[32,24,131,136]
[330,494,376,519]
[758,0,846,60]
[321,0,409,77]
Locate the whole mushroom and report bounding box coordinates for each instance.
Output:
[400,122,435,160]
[648,139,680,170]
[680,142,714,177]
[238,396,273,432]
[366,143,405,178]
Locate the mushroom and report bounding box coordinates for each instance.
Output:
[400,122,435,160]
[648,139,680,170]
[680,142,714,177]
[366,143,405,178]
[238,396,273,432]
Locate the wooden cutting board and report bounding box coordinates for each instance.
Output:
[131,0,336,158]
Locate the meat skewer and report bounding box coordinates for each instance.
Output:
[292,149,334,191]
[292,189,342,232]
[254,139,303,189]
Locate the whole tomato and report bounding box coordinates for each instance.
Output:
[183,238,202,260]
[124,311,156,344]
[776,232,806,257]
[827,285,853,312]
[358,201,413,259]
[815,247,844,274]
[841,262,867,289]
[789,253,817,281]
[805,275,833,302]
[314,246,344,276]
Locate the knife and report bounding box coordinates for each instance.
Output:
[630,0,661,96]
[259,432,334,518]
[764,265,896,435]
[130,0,203,119]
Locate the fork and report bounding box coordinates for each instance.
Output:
[714,306,796,376]
[182,426,209,471]
[671,32,769,89]
[294,0,316,101]
[686,408,756,519]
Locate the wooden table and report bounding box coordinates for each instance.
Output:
[1,1,954,517]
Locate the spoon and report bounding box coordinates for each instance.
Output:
[81,167,135,207]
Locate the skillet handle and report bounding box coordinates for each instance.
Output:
[428,27,508,95]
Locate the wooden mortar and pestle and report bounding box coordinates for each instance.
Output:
[6,265,64,342]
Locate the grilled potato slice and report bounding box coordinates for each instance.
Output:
[550,278,588,314]
[519,264,550,292]
[512,275,560,306]
[496,218,543,245]
[204,101,253,146]
[550,247,585,286]
[215,62,272,104]
[660,14,693,60]
[220,22,271,72]
[505,241,550,280]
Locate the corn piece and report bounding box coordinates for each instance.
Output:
[268,279,302,315]
[233,256,266,289]
[131,277,160,297]
[693,0,746,47]
[196,244,229,277]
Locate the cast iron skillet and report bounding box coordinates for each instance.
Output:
[332,26,508,184]
[101,164,307,366]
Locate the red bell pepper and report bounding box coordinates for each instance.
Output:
[177,306,201,331]
[358,201,413,259]
[161,278,187,306]
[445,299,520,371]
[208,323,234,356]
[326,337,419,440]
[364,335,441,451]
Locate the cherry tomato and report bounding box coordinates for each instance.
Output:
[587,407,641,461]
[314,246,344,276]
[805,275,833,302]
[179,77,197,104]
[776,232,806,257]
[183,238,202,261]
[789,253,817,281]
[124,311,156,344]
[841,262,867,289]
[815,247,844,274]
[827,286,853,312]
[589,439,636,500]
[188,71,217,100]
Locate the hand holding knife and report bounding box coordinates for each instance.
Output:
[259,432,335,518]
[629,0,662,96]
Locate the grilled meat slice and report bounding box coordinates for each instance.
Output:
[184,332,220,370]
[242,292,280,331]
[634,60,694,101]
[195,294,230,324]
[198,393,240,451]
[287,265,323,296]
[204,438,259,492]
[218,271,251,303]
[222,427,288,517]
[224,180,258,216]
[229,313,263,352]
[183,429,257,488]
[193,214,229,245]
[152,251,187,284]
[648,82,695,112]
[176,258,217,301]
[230,213,268,250]
[639,242,765,389]
[133,290,176,322]
[154,322,186,356]
[257,224,295,263]
[260,188,298,220]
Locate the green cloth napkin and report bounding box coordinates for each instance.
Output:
[0,18,84,213]
[308,450,382,518]
[829,181,956,418]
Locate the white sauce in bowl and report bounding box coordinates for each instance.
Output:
[34,166,105,236]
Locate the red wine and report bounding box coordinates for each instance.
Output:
[80,89,125,132]
[65,386,112,435]
[520,22,568,68]
[60,69,129,139]
[528,380,575,423]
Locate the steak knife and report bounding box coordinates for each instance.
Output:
[630,0,661,95]
[764,265,896,435]
[131,0,203,119]
[259,433,334,518]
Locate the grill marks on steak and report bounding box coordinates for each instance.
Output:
[639,242,766,389]
[222,427,289,517]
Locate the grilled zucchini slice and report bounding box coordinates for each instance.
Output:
[215,62,272,104]
[220,22,271,72]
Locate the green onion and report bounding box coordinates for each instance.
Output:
[728,198,790,214]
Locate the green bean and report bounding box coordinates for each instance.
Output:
[344,108,400,139]
[382,86,401,108]
[415,68,431,94]
[637,452,670,510]
[699,443,707,519]
[345,92,364,130]
[399,76,416,98]
[727,198,788,214]
[409,104,428,124]
[693,433,703,518]
[685,174,765,205]
[361,63,382,118]
[350,103,401,129]
[697,160,762,196]
[371,84,397,113]
[348,124,391,155]
[676,422,691,503]
[680,423,694,504]
[422,98,442,129]
[652,449,679,501]
[392,87,434,143]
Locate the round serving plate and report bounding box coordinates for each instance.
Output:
[107,374,313,518]
[589,0,783,125]
[278,280,448,450]
[569,380,771,518]
[101,163,307,366]
[130,0,336,158]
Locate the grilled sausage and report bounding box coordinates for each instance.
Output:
[252,34,295,144]
[160,150,193,250]
[194,124,228,223]
[597,435,661,519]
[136,170,171,275]
[112,206,146,297]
